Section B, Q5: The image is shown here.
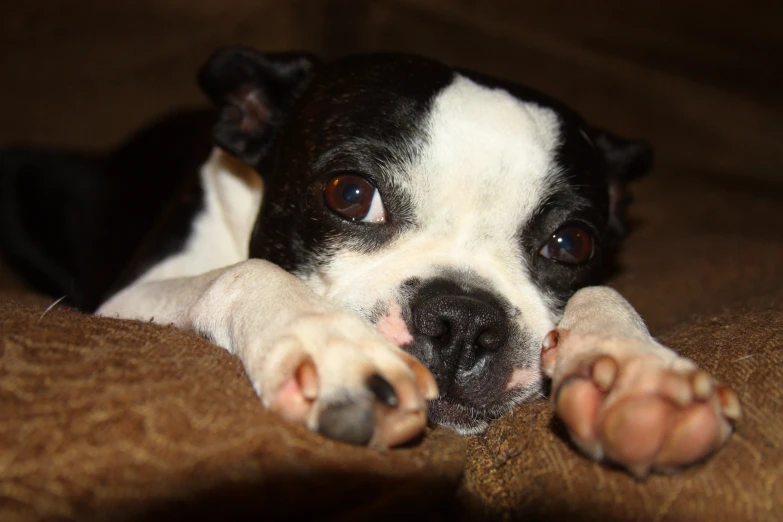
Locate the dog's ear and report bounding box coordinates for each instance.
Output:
[198,47,320,165]
[591,129,653,237]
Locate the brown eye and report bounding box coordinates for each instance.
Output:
[323,173,386,223]
[539,226,593,264]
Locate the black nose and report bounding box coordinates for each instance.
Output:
[413,294,509,380]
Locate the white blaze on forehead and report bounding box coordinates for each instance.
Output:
[411,74,562,240]
[304,74,565,347]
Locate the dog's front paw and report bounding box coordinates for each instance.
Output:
[245,312,437,448]
[542,331,741,477]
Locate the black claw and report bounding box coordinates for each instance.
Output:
[367,373,399,407]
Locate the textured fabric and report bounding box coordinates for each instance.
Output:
[461,298,783,522]
[0,299,466,521]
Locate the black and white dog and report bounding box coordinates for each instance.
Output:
[0,48,739,477]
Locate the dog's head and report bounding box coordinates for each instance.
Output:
[199,48,652,434]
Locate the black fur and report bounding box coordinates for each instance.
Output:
[249,54,454,272]
[198,48,320,166]
[0,111,214,310]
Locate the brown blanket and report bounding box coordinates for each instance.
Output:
[1,172,781,521]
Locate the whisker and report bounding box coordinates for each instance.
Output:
[39,295,68,323]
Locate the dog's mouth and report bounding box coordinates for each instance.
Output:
[427,393,536,435]
[424,371,543,435]
[427,396,492,435]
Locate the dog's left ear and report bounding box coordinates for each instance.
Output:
[198,47,321,166]
[591,129,653,237]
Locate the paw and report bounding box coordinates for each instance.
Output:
[542,330,741,477]
[245,312,438,448]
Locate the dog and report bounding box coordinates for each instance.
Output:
[0,48,740,477]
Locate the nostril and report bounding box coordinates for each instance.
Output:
[417,316,451,339]
[437,320,452,339]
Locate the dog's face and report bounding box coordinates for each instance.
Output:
[199,49,651,434]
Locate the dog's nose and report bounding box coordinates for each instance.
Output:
[413,294,509,379]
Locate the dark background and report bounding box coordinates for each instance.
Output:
[1,0,782,187]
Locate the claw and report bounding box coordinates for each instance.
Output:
[541,330,562,376]
[692,370,713,401]
[399,351,439,400]
[718,385,742,420]
[591,355,618,393]
[662,373,693,406]
[543,330,559,351]
[367,373,399,407]
[297,359,319,400]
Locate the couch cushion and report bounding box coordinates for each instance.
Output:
[460,292,783,521]
[608,171,783,333]
[0,299,465,521]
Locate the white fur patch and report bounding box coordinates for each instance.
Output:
[97,148,263,321]
[137,148,262,283]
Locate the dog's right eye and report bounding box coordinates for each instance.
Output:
[324,173,386,223]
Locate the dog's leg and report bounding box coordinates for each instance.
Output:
[98,260,437,448]
[541,287,740,477]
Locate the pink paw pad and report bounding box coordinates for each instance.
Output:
[553,352,740,477]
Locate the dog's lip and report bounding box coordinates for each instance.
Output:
[427,383,538,423]
[427,396,493,433]
[427,394,493,420]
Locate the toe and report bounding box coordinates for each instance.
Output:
[661,371,694,406]
[368,364,429,448]
[691,370,714,401]
[269,357,318,423]
[270,377,312,423]
[591,355,618,393]
[601,397,671,467]
[556,377,603,456]
[317,399,375,445]
[373,406,427,448]
[654,403,722,468]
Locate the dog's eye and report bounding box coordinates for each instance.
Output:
[323,173,386,223]
[539,226,593,264]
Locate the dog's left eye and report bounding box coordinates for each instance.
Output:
[539,226,594,264]
[323,173,386,223]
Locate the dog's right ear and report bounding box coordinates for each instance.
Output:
[198,47,320,166]
[589,129,654,238]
